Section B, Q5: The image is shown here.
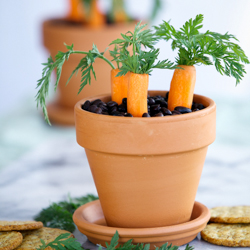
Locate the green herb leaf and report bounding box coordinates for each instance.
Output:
[36,228,194,250]
[36,43,115,124]
[105,231,194,250]
[34,194,98,232]
[36,233,82,250]
[155,14,249,84]
[184,244,194,250]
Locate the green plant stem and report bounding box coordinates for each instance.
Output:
[36,43,116,124]
[74,51,116,69]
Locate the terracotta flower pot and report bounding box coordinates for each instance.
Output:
[74,90,216,228]
[42,19,135,125]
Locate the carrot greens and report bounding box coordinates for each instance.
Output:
[110,21,176,76]
[36,43,115,124]
[155,14,249,85]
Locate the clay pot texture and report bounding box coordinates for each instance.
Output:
[43,19,135,125]
[75,91,216,228]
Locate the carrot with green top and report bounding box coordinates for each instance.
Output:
[68,0,84,22]
[155,14,249,111]
[108,0,129,24]
[110,22,176,116]
[110,23,175,113]
[87,0,105,28]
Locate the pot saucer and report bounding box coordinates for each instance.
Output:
[47,102,74,126]
[73,200,210,248]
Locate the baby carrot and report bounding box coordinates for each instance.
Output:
[111,69,129,105]
[87,0,105,28]
[127,73,149,117]
[112,0,128,23]
[168,65,196,111]
[68,0,85,22]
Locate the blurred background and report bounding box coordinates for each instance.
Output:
[0,0,250,213]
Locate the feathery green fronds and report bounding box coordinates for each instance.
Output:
[104,231,194,250]
[34,194,98,232]
[110,21,176,75]
[36,44,115,124]
[37,233,82,250]
[37,230,194,250]
[155,14,249,85]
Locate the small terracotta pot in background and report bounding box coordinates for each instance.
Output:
[43,19,135,125]
[74,90,216,228]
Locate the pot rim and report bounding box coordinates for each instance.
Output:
[74,90,216,124]
[74,90,216,155]
[73,200,210,237]
[43,18,136,32]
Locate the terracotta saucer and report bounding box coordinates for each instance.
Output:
[73,200,210,248]
[47,102,75,126]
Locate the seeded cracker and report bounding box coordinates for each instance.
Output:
[210,206,250,223]
[16,227,73,250]
[0,231,23,250]
[201,223,250,247]
[0,221,43,231]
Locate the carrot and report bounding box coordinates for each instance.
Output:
[87,0,105,28]
[111,69,129,105]
[68,0,85,22]
[127,73,149,117]
[114,10,128,23]
[112,0,128,23]
[168,65,196,111]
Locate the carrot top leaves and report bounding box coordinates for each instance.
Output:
[155,14,249,85]
[110,21,176,76]
[36,43,115,124]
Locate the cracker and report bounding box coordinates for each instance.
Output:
[210,206,250,223]
[201,223,250,247]
[0,221,43,231]
[0,231,23,250]
[16,227,73,250]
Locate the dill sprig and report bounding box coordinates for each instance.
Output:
[150,0,162,22]
[104,231,194,250]
[110,21,176,76]
[36,44,115,124]
[155,14,249,85]
[34,194,98,232]
[37,231,194,250]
